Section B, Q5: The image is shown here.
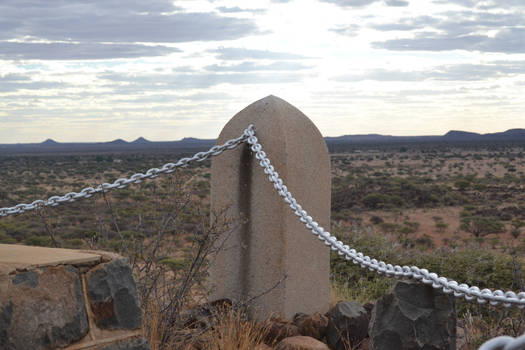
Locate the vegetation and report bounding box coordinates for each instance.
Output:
[1,140,525,348]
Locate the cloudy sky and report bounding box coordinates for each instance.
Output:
[1,0,525,143]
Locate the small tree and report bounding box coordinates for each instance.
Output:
[454,179,471,191]
[460,216,505,237]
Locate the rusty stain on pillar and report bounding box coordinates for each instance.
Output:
[210,95,330,320]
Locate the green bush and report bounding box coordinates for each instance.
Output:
[362,193,391,209]
[460,216,505,237]
[330,227,520,316]
[25,235,52,247]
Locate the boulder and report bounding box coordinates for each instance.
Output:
[326,301,369,350]
[369,280,456,350]
[275,336,330,350]
[86,258,142,330]
[264,316,301,344]
[0,265,89,349]
[294,312,328,340]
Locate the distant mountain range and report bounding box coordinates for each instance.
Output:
[325,128,525,144]
[1,129,524,154]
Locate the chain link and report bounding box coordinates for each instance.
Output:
[2,124,525,310]
[244,126,525,309]
[479,333,525,350]
[0,131,250,217]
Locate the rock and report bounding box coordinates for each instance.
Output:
[86,258,142,330]
[101,337,151,350]
[369,280,456,350]
[0,265,89,349]
[326,301,369,350]
[293,312,309,326]
[178,298,233,329]
[275,336,330,350]
[456,326,466,350]
[363,302,374,318]
[264,316,301,344]
[294,312,328,340]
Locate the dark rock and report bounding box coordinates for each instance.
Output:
[178,298,233,329]
[86,258,142,330]
[293,312,309,327]
[101,337,151,350]
[264,316,301,344]
[1,265,89,349]
[11,271,38,288]
[326,301,369,350]
[0,302,13,349]
[369,280,456,350]
[363,302,374,316]
[294,312,328,340]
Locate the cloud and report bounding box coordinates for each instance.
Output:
[204,61,310,72]
[0,42,181,60]
[433,0,525,9]
[320,0,408,7]
[368,5,525,54]
[0,73,31,81]
[0,0,259,60]
[0,72,71,92]
[99,71,307,91]
[0,81,69,93]
[320,0,378,7]
[330,24,361,37]
[210,47,311,60]
[373,29,525,53]
[369,16,439,31]
[335,61,525,82]
[384,0,409,6]
[216,6,266,14]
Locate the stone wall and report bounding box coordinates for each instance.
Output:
[0,244,150,350]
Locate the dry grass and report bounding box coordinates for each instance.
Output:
[199,309,268,350]
[143,305,269,350]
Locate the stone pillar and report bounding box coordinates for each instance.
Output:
[210,95,330,320]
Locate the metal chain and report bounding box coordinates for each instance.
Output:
[244,126,525,309]
[0,131,250,217]
[2,123,525,309]
[479,333,525,350]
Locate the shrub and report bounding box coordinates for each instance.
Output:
[363,193,390,209]
[25,235,52,247]
[435,221,448,233]
[455,179,471,191]
[370,215,384,225]
[460,216,505,237]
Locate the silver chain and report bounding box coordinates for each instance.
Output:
[479,333,525,350]
[2,124,525,310]
[0,131,249,217]
[244,127,525,309]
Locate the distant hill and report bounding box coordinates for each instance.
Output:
[1,129,523,154]
[131,137,151,144]
[107,139,128,145]
[41,138,59,145]
[443,130,481,140]
[326,128,525,144]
